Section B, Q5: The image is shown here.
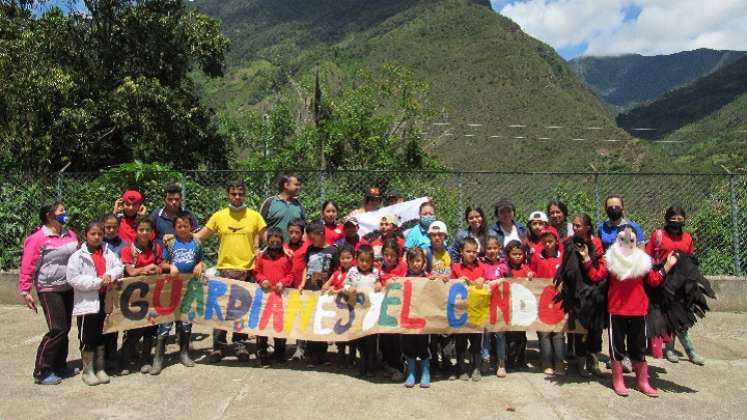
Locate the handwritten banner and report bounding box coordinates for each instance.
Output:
[103,275,576,340]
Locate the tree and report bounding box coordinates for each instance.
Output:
[0,0,230,172]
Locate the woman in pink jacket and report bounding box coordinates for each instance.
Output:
[19,202,79,385]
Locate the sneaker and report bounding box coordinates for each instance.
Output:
[542,362,554,376]
[236,347,251,363]
[35,373,62,385]
[206,350,224,364]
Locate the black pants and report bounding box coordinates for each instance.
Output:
[354,335,378,369]
[456,333,481,355]
[573,329,603,357]
[76,293,107,352]
[609,315,647,362]
[213,270,255,349]
[34,290,74,379]
[402,335,430,360]
[257,336,286,355]
[380,333,403,370]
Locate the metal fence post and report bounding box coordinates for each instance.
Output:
[593,173,601,224]
[729,174,742,276]
[180,172,188,208]
[56,172,63,201]
[457,171,465,228]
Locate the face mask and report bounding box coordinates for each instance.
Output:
[229,203,246,211]
[267,244,283,256]
[55,212,69,225]
[606,207,623,221]
[666,220,685,232]
[420,215,435,229]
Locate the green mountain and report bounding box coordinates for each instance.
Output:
[193,0,655,172]
[570,49,746,110]
[616,54,747,171]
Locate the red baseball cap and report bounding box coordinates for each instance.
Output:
[121,190,144,204]
[540,226,559,240]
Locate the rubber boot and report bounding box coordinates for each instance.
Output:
[179,331,195,367]
[471,354,481,382]
[621,356,633,373]
[118,334,138,375]
[404,358,417,388]
[610,361,629,397]
[664,339,679,363]
[140,335,154,374]
[94,345,110,384]
[150,336,166,375]
[677,331,705,366]
[649,336,663,359]
[576,356,592,378]
[456,352,469,381]
[81,350,100,386]
[633,361,658,397]
[420,359,431,388]
[496,360,507,378]
[587,353,603,377]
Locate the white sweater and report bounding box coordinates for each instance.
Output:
[66,244,124,316]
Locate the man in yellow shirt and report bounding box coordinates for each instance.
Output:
[195,180,267,363]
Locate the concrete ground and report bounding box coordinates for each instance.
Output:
[1,305,746,420]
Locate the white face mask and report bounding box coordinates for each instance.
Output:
[229,203,246,211]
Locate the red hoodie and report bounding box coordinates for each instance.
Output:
[255,253,294,288]
[645,229,695,264]
[327,267,350,291]
[450,261,485,283]
[378,260,408,286]
[285,241,309,288]
[323,222,345,247]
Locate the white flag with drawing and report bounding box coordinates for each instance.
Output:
[355,197,430,237]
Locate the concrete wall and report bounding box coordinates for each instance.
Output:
[1,271,745,311]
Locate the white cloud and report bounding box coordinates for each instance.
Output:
[494,0,747,57]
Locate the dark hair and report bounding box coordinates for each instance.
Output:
[419,201,435,214]
[546,200,568,222]
[382,239,401,259]
[227,180,246,193]
[266,227,284,242]
[505,240,524,255]
[277,174,298,193]
[461,236,479,251]
[172,211,194,228]
[665,206,686,221]
[464,206,487,231]
[84,221,104,236]
[485,235,501,247]
[406,247,427,270]
[357,244,375,259]
[164,184,183,197]
[135,216,155,230]
[287,218,306,233]
[307,222,325,236]
[39,201,64,225]
[605,195,625,209]
[321,200,339,215]
[572,213,593,230]
[102,213,119,224]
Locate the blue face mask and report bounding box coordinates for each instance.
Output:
[55,212,69,225]
[420,215,435,229]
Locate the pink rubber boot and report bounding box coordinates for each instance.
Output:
[649,336,663,359]
[633,361,658,397]
[610,361,629,397]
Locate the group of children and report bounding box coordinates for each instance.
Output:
[46,189,694,399]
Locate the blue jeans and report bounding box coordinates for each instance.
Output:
[538,332,565,363]
[158,321,191,337]
[481,331,507,362]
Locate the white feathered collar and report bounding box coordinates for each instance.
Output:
[605,244,652,281]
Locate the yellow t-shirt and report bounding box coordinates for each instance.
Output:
[430,247,452,278]
[206,208,267,270]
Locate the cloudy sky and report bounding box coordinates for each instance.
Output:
[490,0,747,59]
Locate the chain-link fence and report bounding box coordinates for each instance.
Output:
[1,170,745,276]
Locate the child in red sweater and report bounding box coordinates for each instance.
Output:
[378,239,408,381]
[286,218,308,289]
[530,227,565,376]
[322,245,356,366]
[256,228,295,366]
[450,237,486,381]
[585,225,676,397]
[503,240,533,369]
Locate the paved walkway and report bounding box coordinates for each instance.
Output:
[1,305,745,419]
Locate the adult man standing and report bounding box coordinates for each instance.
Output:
[346,187,383,218]
[260,175,305,241]
[195,180,267,363]
[150,184,200,242]
[597,195,646,250]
